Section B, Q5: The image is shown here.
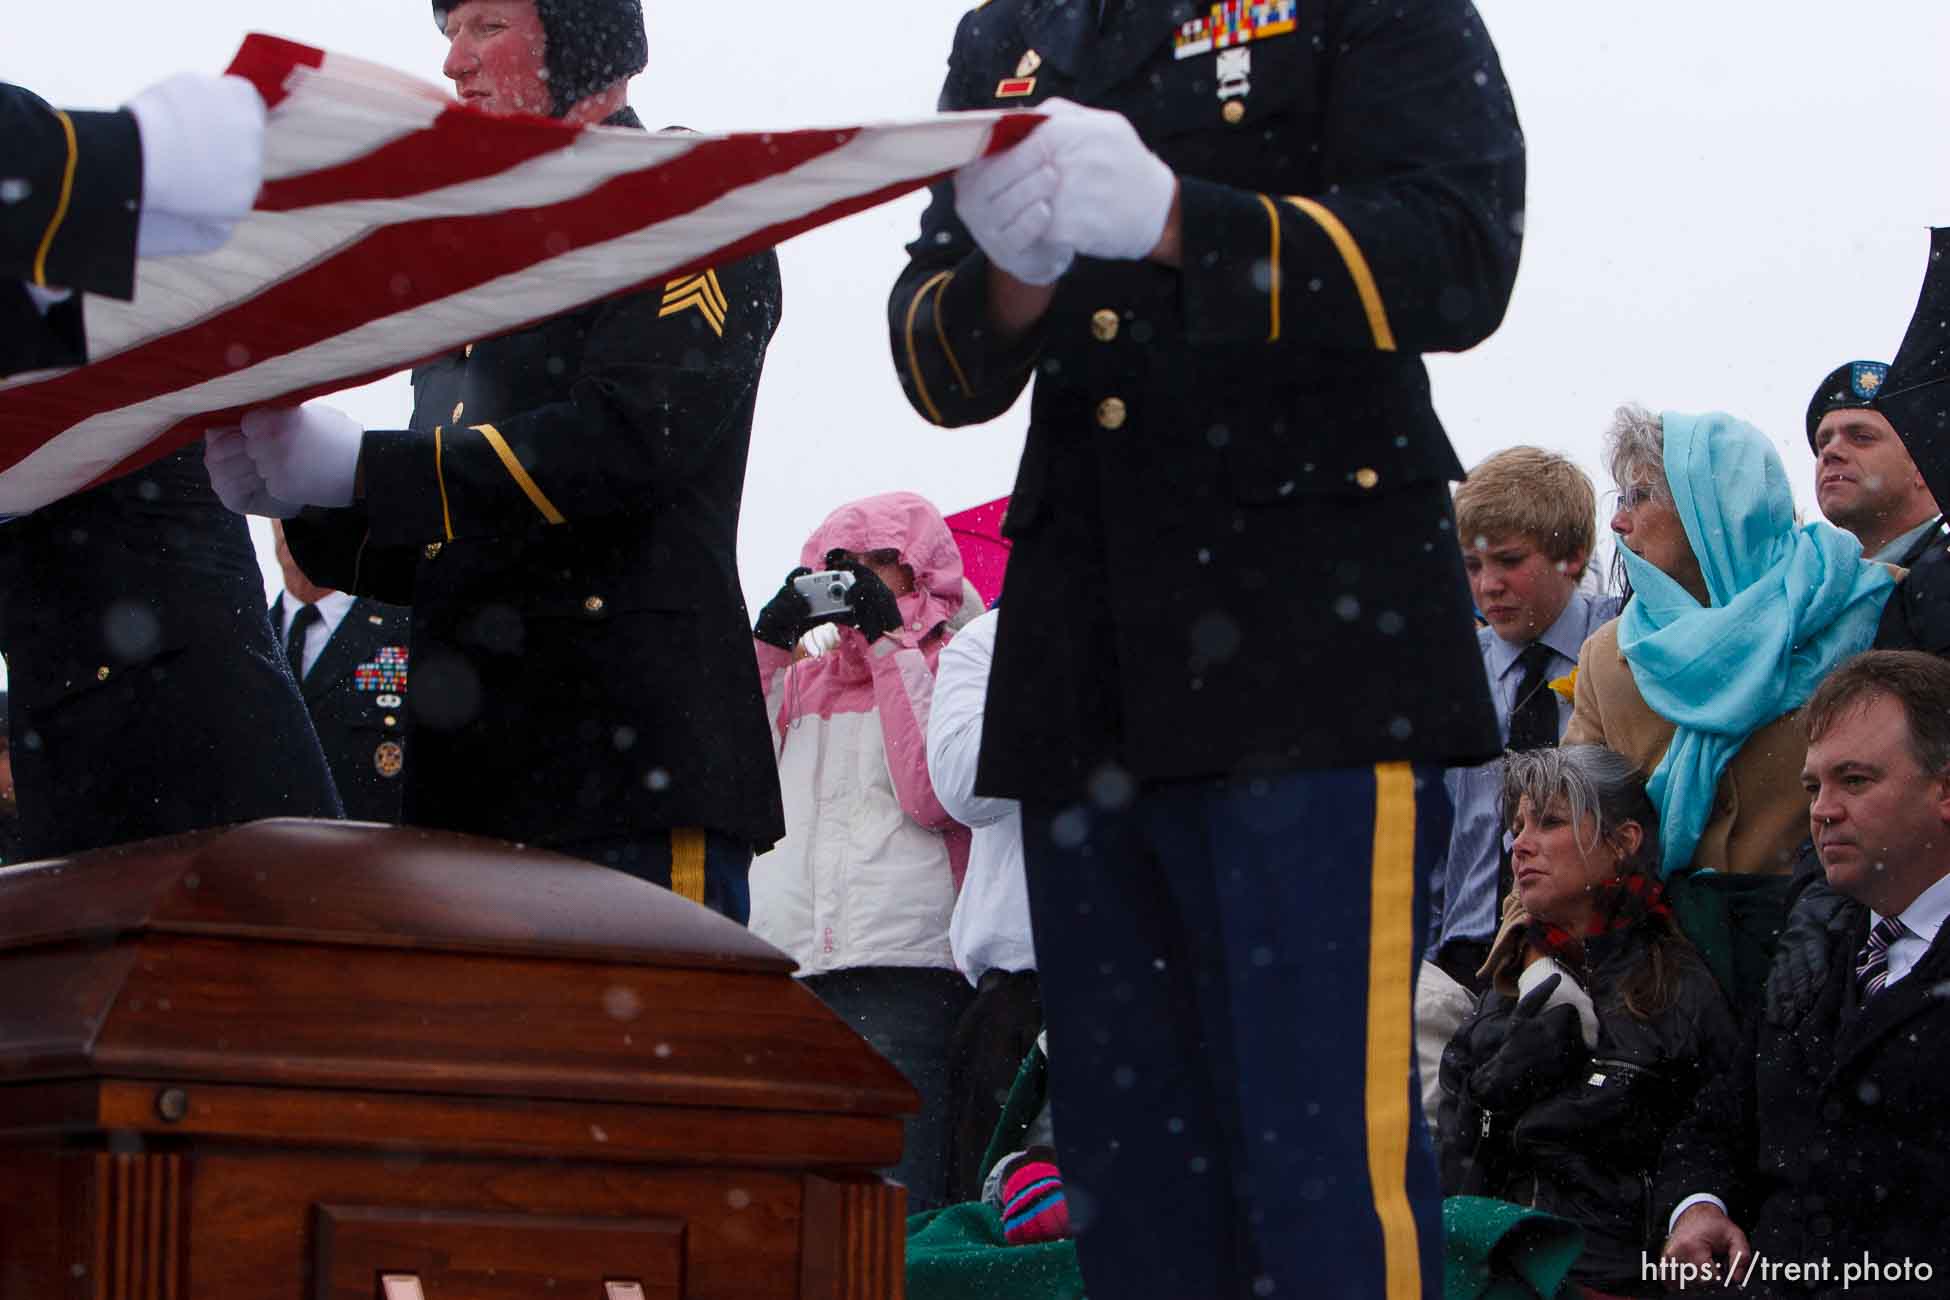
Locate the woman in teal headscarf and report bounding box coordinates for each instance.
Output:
[1562,405,1898,881]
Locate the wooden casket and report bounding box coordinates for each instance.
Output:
[0,819,914,1299]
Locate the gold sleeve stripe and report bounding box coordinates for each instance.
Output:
[669,826,707,905]
[702,268,728,317]
[32,110,80,288]
[433,426,456,542]
[929,271,974,401]
[472,423,566,525]
[1258,193,1282,343]
[903,270,954,426]
[1364,761,1425,1300]
[1284,196,1397,352]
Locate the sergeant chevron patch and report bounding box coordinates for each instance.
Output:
[660,270,729,336]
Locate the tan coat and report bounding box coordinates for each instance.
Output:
[1563,619,1807,876]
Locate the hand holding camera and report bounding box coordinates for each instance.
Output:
[833,561,904,644]
[754,560,905,649]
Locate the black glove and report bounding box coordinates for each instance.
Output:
[836,561,905,644]
[753,566,815,648]
[1764,860,1850,1029]
[1466,973,1586,1112]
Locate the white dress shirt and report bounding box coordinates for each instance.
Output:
[278,589,356,679]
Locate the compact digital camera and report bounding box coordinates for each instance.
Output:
[793,568,857,619]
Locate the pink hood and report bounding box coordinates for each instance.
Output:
[800,491,965,645]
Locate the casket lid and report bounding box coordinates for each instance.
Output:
[0,819,793,973]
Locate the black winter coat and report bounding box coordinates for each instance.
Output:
[1439,929,1738,1294]
[1656,897,1950,1297]
[1,83,141,377]
[285,116,786,851]
[890,0,1522,798]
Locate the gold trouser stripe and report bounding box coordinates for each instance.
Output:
[433,426,456,542]
[32,110,80,288]
[669,826,707,905]
[1284,196,1397,352]
[1257,194,1283,343]
[929,271,974,400]
[473,423,566,525]
[1364,761,1422,1300]
[903,270,953,425]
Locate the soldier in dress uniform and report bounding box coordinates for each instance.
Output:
[889,1,1523,1295]
[270,523,411,825]
[0,70,337,859]
[2,74,265,377]
[208,0,784,922]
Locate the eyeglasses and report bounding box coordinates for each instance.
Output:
[1611,484,1659,513]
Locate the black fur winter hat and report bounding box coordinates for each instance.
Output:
[432,0,647,117]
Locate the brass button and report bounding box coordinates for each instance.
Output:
[96,666,111,681]
[584,595,606,614]
[1355,467,1380,490]
[384,715,398,728]
[423,542,443,560]
[452,402,465,423]
[1096,397,1128,431]
[1222,100,1246,125]
[1090,309,1120,343]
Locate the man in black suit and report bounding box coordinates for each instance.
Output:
[1659,651,1950,1297]
[269,523,409,824]
[888,2,1523,1294]
[2,74,264,377]
[210,0,783,922]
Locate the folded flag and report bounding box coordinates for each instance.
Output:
[0,34,1038,516]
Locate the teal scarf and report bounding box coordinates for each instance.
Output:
[1617,411,1895,876]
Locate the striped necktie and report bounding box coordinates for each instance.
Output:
[1855,915,1911,1000]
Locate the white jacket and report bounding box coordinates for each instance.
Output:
[928,609,1036,984]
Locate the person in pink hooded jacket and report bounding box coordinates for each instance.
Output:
[748,490,973,1211]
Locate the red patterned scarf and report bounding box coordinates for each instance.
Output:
[1526,872,1672,965]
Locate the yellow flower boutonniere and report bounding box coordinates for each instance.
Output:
[1548,670,1578,702]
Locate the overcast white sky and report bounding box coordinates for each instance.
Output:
[12,2,1950,611]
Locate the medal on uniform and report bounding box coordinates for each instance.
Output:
[1216,48,1251,123]
[374,741,405,779]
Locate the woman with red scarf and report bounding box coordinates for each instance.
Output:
[1436,745,1738,1297]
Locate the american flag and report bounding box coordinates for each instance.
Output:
[0,34,1038,516]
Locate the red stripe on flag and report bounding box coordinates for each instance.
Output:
[225,34,326,111]
[258,106,583,211]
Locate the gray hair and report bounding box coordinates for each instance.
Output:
[1603,402,1669,505]
[1501,744,1661,877]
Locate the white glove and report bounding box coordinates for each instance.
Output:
[1517,956,1600,1050]
[126,73,267,258]
[1036,98,1177,262]
[203,427,300,518]
[953,122,1074,286]
[240,404,364,509]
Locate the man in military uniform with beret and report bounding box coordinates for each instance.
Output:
[1807,360,1943,567]
[889,1,1524,1294]
[211,0,784,921]
[2,73,265,377]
